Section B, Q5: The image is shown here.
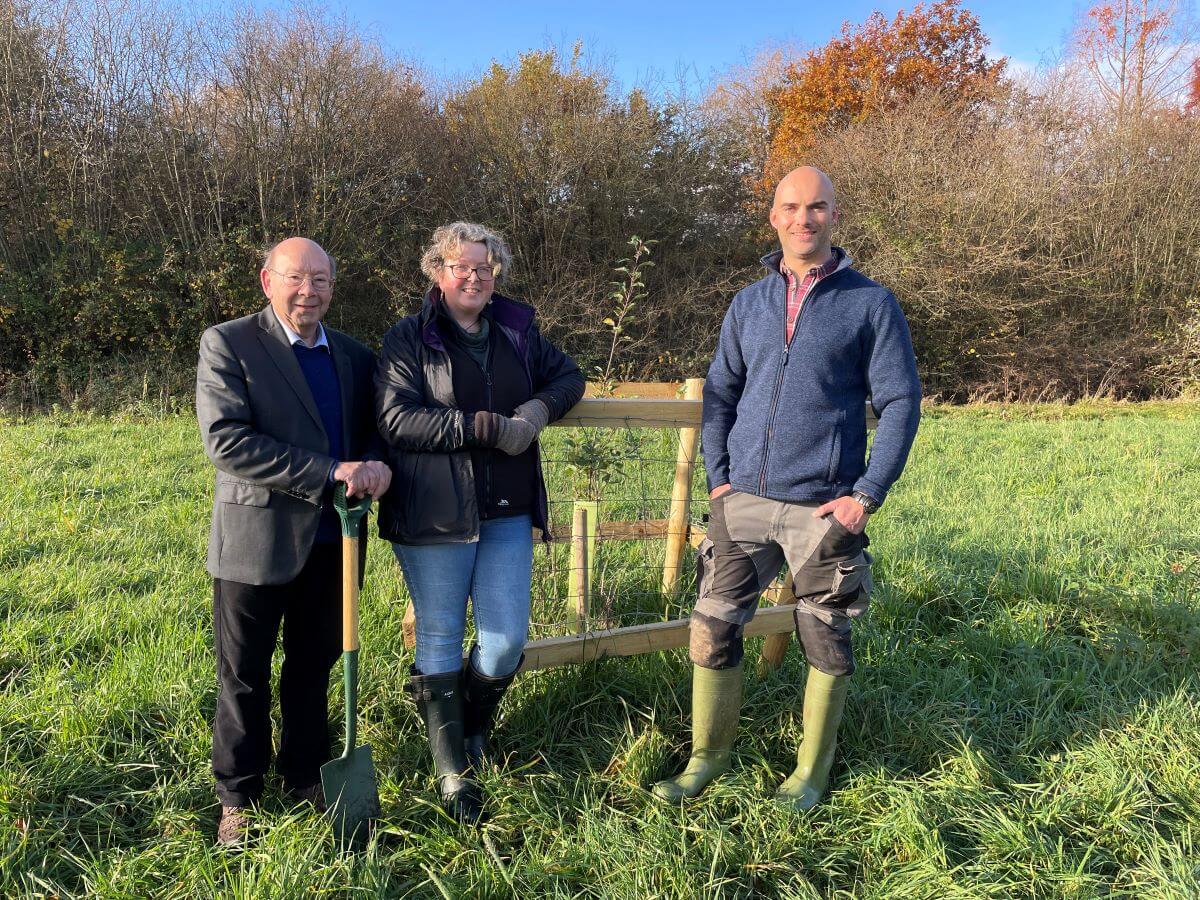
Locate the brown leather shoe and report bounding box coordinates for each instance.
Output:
[284,782,327,812]
[216,806,250,847]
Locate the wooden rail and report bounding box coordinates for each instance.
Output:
[583,382,687,399]
[552,398,703,430]
[551,395,879,430]
[515,603,800,672]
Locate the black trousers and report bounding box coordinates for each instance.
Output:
[212,541,343,807]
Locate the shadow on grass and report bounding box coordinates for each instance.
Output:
[6,534,1196,896]
[442,534,1199,892]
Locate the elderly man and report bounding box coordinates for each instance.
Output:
[196,237,391,845]
[653,167,921,810]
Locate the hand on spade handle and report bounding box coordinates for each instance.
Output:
[333,460,392,500]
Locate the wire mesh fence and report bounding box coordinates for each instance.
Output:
[535,443,709,640]
[395,387,876,669]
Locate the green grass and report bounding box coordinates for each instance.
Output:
[1,404,1198,898]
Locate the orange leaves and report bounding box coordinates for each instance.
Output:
[1072,0,1194,119]
[766,0,1005,175]
[1187,58,1200,113]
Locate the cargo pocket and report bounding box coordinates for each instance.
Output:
[793,548,872,677]
[828,550,873,619]
[694,536,716,601]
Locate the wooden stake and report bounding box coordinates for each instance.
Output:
[757,580,792,675]
[569,504,591,633]
[661,378,704,598]
[401,600,416,650]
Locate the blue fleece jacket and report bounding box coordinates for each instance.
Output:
[702,249,921,505]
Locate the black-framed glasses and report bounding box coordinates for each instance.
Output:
[267,268,334,291]
[444,263,498,282]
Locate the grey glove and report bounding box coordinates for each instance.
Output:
[493,399,550,456]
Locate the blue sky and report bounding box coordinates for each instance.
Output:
[329,0,1080,91]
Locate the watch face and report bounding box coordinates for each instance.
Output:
[853,492,878,513]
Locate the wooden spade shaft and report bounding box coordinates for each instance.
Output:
[343,536,359,654]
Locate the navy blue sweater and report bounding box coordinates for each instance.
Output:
[702,250,921,505]
[292,343,344,542]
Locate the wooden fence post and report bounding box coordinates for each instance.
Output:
[661,377,704,598]
[402,600,416,650]
[757,580,792,675]
[569,503,592,633]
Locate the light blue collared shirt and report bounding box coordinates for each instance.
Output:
[271,307,329,349]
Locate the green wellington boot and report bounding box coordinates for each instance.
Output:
[652,663,744,802]
[775,666,850,812]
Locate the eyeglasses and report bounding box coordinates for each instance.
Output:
[268,269,334,291]
[444,263,498,282]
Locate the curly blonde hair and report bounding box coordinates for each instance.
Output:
[419,222,513,284]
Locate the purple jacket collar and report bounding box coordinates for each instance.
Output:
[419,287,536,354]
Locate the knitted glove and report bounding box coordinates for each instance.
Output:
[494,399,550,456]
[472,410,501,447]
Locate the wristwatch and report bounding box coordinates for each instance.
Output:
[850,491,881,514]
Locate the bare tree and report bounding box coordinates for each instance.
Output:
[1072,0,1198,121]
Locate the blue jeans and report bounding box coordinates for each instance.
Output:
[392,514,533,678]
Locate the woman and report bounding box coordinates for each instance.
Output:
[376,222,584,823]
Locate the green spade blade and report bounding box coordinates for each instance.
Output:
[321,741,380,846]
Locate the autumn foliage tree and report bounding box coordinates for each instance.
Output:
[1186,56,1200,112]
[765,0,1005,175]
[1073,0,1196,121]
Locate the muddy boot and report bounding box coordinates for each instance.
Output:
[775,666,849,812]
[652,663,743,802]
[406,668,485,824]
[462,651,522,771]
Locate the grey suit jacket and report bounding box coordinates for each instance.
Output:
[196,306,382,585]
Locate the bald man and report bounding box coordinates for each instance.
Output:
[196,237,391,845]
[653,168,921,810]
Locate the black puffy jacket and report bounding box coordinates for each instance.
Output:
[375,289,585,544]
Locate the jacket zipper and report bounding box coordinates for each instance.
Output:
[756,271,825,494]
[484,366,494,511]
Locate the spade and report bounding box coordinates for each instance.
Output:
[321,482,381,848]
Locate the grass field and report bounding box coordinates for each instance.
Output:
[1,403,1198,898]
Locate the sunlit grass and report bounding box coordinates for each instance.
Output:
[1,404,1197,897]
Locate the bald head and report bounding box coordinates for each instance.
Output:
[773,166,836,210]
[264,237,336,280]
[769,166,839,271]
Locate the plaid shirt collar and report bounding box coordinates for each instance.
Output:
[780,247,843,286]
[782,247,844,343]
